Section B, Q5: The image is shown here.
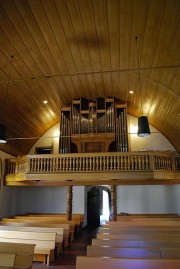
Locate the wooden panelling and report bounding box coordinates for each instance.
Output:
[0,0,179,155]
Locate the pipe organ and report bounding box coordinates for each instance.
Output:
[59,97,128,153]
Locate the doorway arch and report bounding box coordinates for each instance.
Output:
[87,186,111,227]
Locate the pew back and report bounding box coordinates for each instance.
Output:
[0,242,35,269]
[87,245,180,259]
[0,230,56,265]
[76,256,180,269]
[87,245,161,258]
[92,239,180,248]
[0,253,15,267]
[0,221,70,248]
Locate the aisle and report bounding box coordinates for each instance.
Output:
[32,226,99,269]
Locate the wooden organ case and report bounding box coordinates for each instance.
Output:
[59,97,128,153]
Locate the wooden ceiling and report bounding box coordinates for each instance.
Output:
[0,0,179,156]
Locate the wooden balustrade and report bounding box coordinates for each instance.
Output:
[5,152,179,175]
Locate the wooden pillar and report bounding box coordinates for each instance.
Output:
[110,185,117,221]
[66,186,73,220]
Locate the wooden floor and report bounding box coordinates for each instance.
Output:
[32,226,99,269]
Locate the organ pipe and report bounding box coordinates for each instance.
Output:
[59,97,128,153]
[116,109,128,152]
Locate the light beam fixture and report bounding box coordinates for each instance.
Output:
[135,37,151,137]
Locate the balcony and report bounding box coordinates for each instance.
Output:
[4,151,180,186]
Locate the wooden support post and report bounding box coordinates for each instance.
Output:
[110,185,117,221]
[66,186,73,220]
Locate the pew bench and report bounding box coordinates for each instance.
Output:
[0,253,16,268]
[116,216,180,221]
[87,245,161,259]
[28,213,84,230]
[16,215,79,237]
[97,233,180,241]
[2,218,74,244]
[92,238,180,248]
[99,227,180,235]
[0,225,63,255]
[0,221,70,249]
[105,219,180,227]
[103,223,180,229]
[76,256,180,269]
[6,216,76,242]
[0,230,56,266]
[117,213,179,217]
[0,242,35,269]
[87,245,180,259]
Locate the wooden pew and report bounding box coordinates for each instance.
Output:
[116,215,179,221]
[0,230,56,266]
[104,221,180,228]
[105,220,180,226]
[0,225,63,255]
[87,245,161,258]
[0,242,35,269]
[76,256,180,269]
[28,213,84,229]
[99,227,180,235]
[117,213,179,218]
[16,215,80,235]
[97,233,180,241]
[92,238,180,248]
[2,217,74,244]
[0,253,15,268]
[0,220,70,249]
[87,245,180,259]
[14,216,76,242]
[103,222,180,229]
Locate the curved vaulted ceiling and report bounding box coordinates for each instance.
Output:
[0,0,179,156]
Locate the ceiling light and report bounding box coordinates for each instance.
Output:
[43,100,48,104]
[129,90,134,94]
[0,55,14,144]
[0,124,6,143]
[135,37,150,137]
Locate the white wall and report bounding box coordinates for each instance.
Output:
[7,185,85,215]
[28,123,60,155]
[117,185,180,214]
[17,186,67,214]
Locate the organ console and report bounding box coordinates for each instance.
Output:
[59,97,128,153]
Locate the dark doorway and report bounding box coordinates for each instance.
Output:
[87,187,101,227]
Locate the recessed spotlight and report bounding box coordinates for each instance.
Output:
[129,91,134,94]
[43,100,48,104]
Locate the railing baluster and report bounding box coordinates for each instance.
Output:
[127,156,130,170]
[73,157,75,171]
[69,157,72,171]
[93,157,95,171]
[76,157,79,171]
[89,157,92,171]
[86,157,89,171]
[5,152,180,183]
[82,157,85,171]
[99,156,102,170]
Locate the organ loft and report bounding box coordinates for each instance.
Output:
[59,97,128,154]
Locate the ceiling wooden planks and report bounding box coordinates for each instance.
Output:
[0,0,179,155]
